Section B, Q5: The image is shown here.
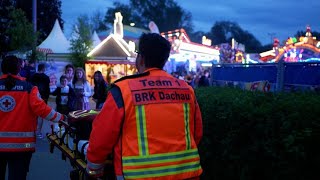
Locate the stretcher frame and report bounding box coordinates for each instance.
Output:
[46,120,113,180]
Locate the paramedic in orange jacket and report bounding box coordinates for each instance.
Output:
[86,33,203,180]
[0,56,65,180]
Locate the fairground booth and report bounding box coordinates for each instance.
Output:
[86,12,138,85]
[161,29,220,73]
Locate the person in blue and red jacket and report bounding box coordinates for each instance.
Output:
[86,33,203,180]
[0,56,66,180]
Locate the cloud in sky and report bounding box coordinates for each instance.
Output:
[61,0,320,45]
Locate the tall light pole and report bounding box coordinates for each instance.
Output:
[32,0,37,60]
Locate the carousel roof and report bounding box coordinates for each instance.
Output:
[38,19,71,53]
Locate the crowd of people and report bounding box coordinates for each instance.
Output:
[171,69,211,88]
[16,62,109,138]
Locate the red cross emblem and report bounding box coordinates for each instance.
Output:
[0,95,16,112]
[2,99,11,107]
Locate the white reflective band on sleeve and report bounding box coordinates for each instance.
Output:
[51,112,62,123]
[0,142,35,149]
[44,109,55,120]
[0,132,35,138]
[87,160,105,170]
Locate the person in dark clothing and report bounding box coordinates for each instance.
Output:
[18,59,27,78]
[51,75,76,115]
[92,71,108,109]
[24,60,36,82]
[30,63,50,138]
[198,70,210,87]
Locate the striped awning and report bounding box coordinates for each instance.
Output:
[37,48,53,54]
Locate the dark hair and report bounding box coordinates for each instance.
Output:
[60,75,67,81]
[138,33,171,69]
[38,63,45,72]
[93,71,105,85]
[65,64,74,71]
[1,55,21,90]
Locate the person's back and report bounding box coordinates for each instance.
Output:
[24,61,36,82]
[0,56,64,180]
[30,63,50,102]
[87,33,203,180]
[198,70,210,87]
[115,69,202,178]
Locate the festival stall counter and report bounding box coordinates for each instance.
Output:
[85,58,137,85]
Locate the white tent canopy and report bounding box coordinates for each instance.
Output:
[91,31,101,48]
[38,19,71,53]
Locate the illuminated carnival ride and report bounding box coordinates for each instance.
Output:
[260,25,320,63]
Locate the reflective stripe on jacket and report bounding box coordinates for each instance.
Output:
[0,74,64,152]
[115,69,202,179]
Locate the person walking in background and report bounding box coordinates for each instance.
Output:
[72,67,92,110]
[51,75,76,115]
[30,63,50,138]
[92,71,108,109]
[198,70,210,87]
[86,33,203,179]
[0,56,65,180]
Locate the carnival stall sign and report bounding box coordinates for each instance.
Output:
[161,29,220,73]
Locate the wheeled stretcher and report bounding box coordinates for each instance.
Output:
[47,110,114,180]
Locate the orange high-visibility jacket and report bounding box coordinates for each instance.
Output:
[87,68,203,180]
[0,74,64,152]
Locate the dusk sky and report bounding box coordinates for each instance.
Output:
[61,0,320,45]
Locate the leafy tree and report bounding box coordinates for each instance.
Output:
[189,31,208,44]
[207,21,262,53]
[104,2,138,30]
[5,8,36,52]
[15,0,63,43]
[90,10,108,33]
[104,0,194,33]
[0,0,15,56]
[69,15,93,68]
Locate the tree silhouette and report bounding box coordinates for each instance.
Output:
[104,0,194,33]
[15,0,63,43]
[207,21,262,53]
